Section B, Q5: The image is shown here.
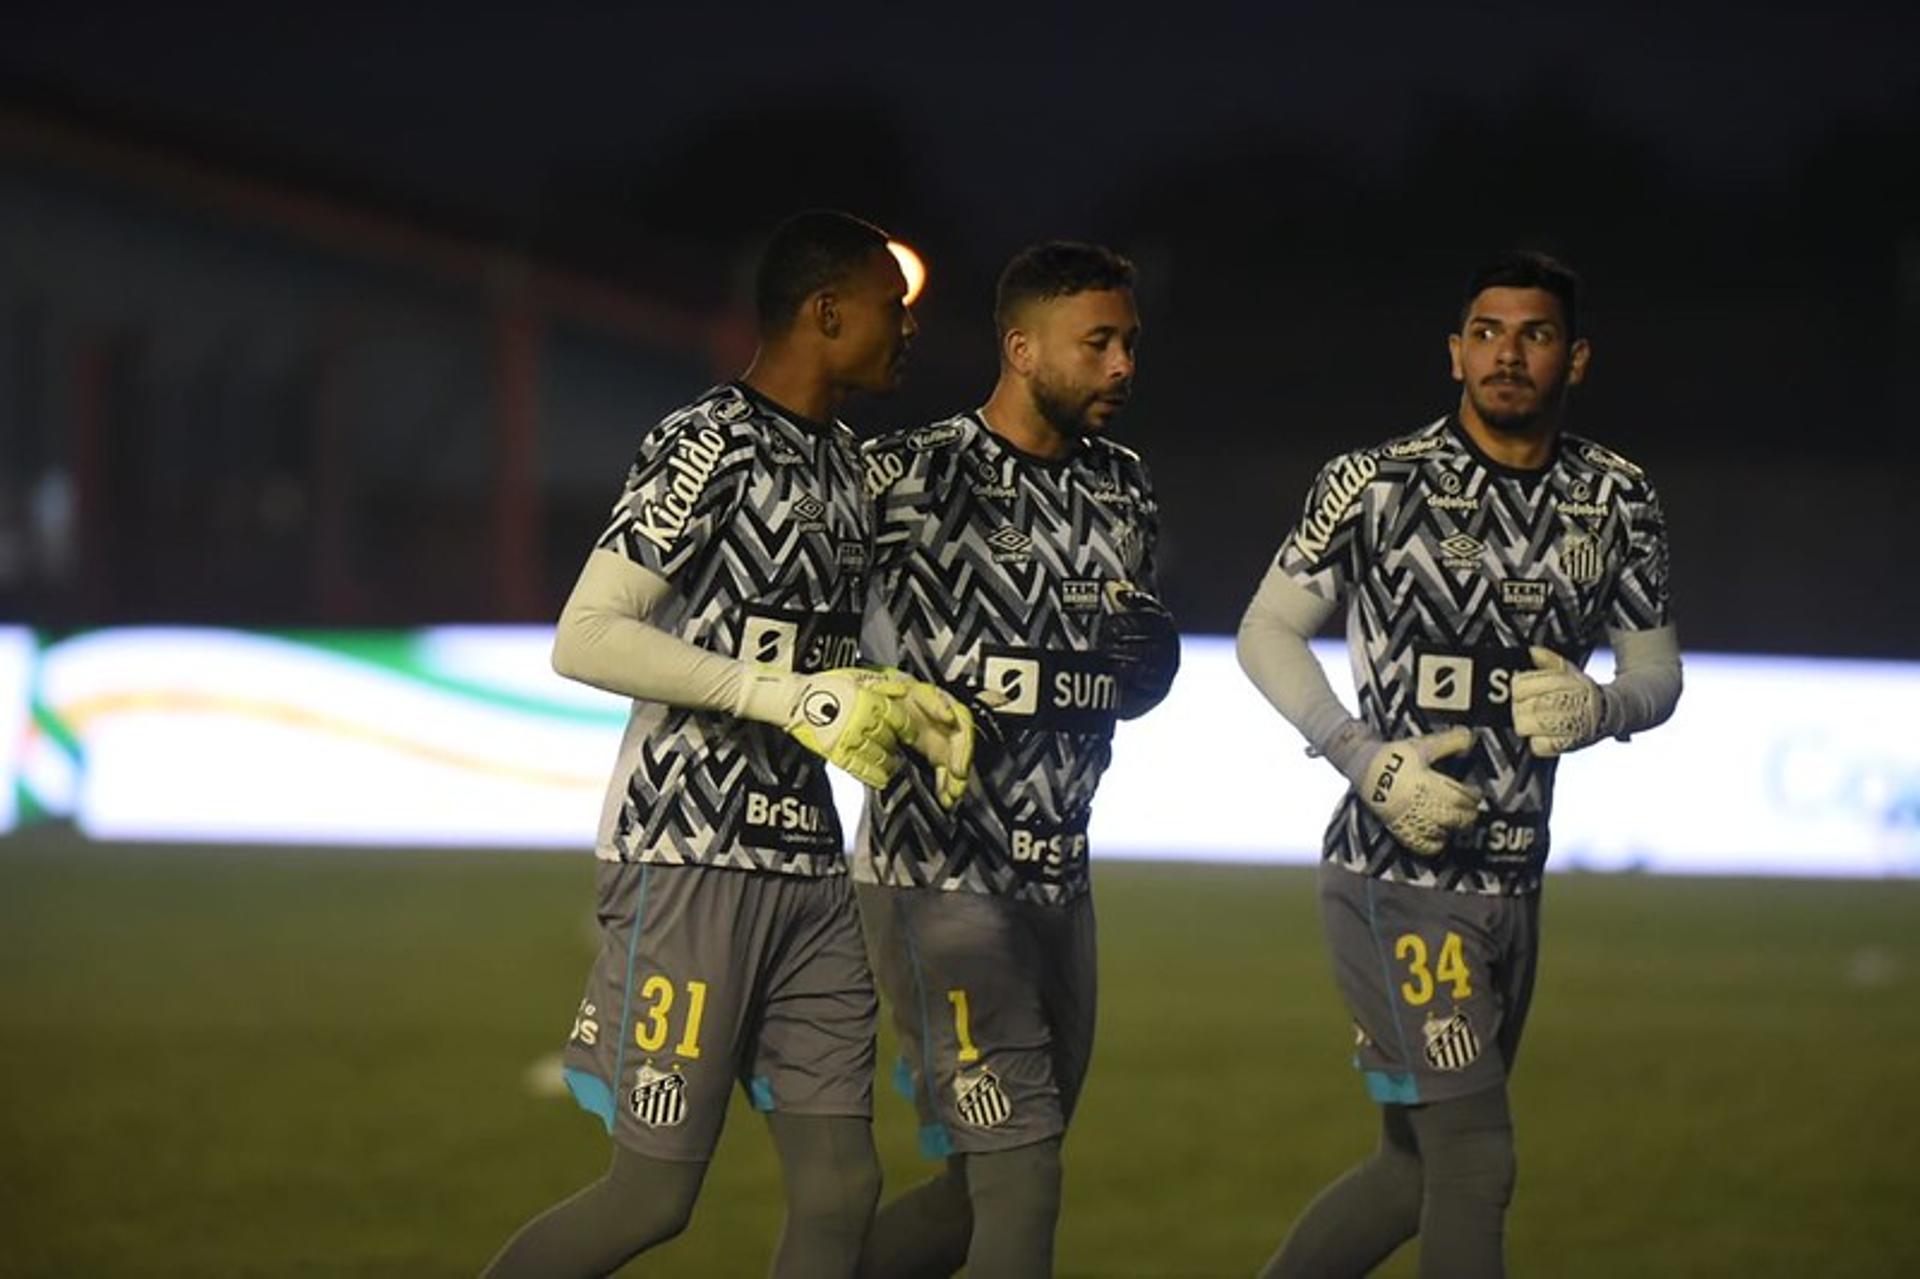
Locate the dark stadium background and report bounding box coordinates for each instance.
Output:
[2,4,1917,1276]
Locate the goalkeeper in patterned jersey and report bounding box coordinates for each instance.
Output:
[852,242,1179,1279]
[483,211,972,1279]
[1238,250,1684,1278]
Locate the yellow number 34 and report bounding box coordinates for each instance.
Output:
[1394,932,1472,1006]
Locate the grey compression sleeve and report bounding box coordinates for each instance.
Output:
[1236,564,1379,779]
[550,548,752,712]
[1599,624,1683,738]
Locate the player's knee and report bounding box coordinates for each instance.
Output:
[1433,1126,1516,1207]
[787,1144,882,1232]
[606,1147,704,1246]
[1413,1094,1516,1208]
[967,1139,1063,1219]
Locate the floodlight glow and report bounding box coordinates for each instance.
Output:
[887,240,926,305]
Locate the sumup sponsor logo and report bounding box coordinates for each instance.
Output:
[1292,454,1377,559]
[631,426,728,552]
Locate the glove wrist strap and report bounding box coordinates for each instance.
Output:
[736,667,802,726]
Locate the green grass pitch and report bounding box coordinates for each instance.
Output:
[2,829,1916,1276]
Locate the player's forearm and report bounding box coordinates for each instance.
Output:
[1600,625,1683,737]
[1236,565,1378,778]
[552,549,748,712]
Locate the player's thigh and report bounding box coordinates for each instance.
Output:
[1317,864,1515,1105]
[1033,893,1097,1127]
[872,885,1062,1154]
[1492,890,1544,1075]
[746,873,877,1119]
[563,862,766,1161]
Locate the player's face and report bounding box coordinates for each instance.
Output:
[1448,287,1590,434]
[830,247,918,394]
[1022,288,1139,437]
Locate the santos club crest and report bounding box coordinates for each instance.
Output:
[1422,1010,1481,1072]
[953,1066,1012,1128]
[631,1063,688,1128]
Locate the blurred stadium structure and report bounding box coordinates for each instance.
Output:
[2,101,1916,650]
[0,108,725,626]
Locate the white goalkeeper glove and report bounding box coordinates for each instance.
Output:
[897,681,981,811]
[1510,646,1613,757]
[1346,726,1484,856]
[737,666,914,788]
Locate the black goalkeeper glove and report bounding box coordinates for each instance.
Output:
[1100,581,1180,718]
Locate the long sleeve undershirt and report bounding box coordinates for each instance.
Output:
[1235,564,1682,779]
[549,547,751,713]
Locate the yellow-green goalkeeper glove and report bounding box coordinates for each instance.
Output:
[898,681,983,810]
[736,666,914,788]
[1345,726,1484,856]
[1510,646,1612,757]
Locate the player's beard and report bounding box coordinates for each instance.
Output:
[1470,373,1565,438]
[1031,370,1117,440]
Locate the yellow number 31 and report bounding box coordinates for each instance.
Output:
[634,976,710,1058]
[1394,932,1472,1006]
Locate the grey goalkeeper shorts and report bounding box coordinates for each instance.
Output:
[857,881,1097,1158]
[561,861,876,1161]
[1318,860,1541,1106]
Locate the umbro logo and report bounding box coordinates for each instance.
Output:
[790,494,827,530]
[1437,532,1482,574]
[988,525,1033,562]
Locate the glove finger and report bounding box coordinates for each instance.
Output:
[1527,734,1566,758]
[946,699,976,776]
[934,764,967,810]
[1439,794,1482,828]
[846,754,888,788]
[1528,645,1571,673]
[1415,725,1475,764]
[1509,671,1550,702]
[1511,670,1581,705]
[906,681,960,726]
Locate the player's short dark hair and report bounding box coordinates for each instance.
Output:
[1461,250,1583,336]
[994,241,1136,336]
[754,210,892,335]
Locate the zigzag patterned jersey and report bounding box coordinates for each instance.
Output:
[1278,415,1672,895]
[855,413,1161,905]
[591,382,872,875]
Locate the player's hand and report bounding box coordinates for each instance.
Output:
[736,666,913,788]
[1511,646,1610,757]
[1348,727,1483,856]
[1101,580,1180,715]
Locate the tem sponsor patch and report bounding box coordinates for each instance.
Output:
[1501,580,1549,613]
[1060,579,1103,612]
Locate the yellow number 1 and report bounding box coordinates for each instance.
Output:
[947,989,980,1064]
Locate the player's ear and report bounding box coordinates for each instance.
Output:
[1567,337,1592,387]
[1003,326,1034,376]
[810,290,842,340]
[1447,332,1465,383]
